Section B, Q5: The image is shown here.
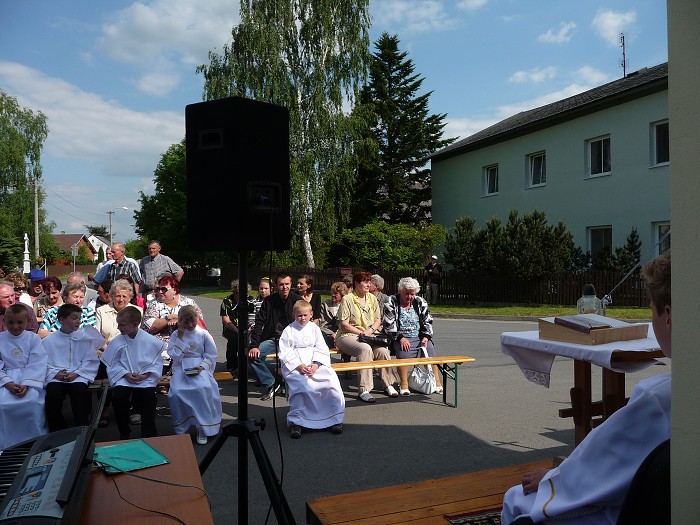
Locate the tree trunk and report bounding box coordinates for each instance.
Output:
[302,223,315,268]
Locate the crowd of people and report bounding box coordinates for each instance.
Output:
[0,240,221,451]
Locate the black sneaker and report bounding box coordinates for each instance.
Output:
[290,424,302,439]
[331,423,343,435]
[261,383,281,401]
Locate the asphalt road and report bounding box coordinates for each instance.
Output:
[93,294,671,524]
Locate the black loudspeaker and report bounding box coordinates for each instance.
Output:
[185,97,290,251]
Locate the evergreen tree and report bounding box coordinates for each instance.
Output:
[197,0,371,267]
[614,227,642,272]
[352,33,454,225]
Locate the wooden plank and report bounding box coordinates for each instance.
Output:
[331,356,475,372]
[306,460,549,525]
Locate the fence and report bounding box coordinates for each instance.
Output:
[199,266,649,308]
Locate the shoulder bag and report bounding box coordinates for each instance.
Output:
[408,346,437,394]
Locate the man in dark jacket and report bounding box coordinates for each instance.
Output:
[248,272,301,400]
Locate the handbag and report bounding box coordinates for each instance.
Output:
[357,333,390,346]
[408,346,437,394]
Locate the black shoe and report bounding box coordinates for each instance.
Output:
[331,423,343,435]
[261,383,281,401]
[290,424,302,439]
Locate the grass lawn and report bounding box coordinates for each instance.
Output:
[187,287,650,321]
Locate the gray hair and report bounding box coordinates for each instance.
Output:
[62,281,86,301]
[110,279,134,298]
[370,274,385,291]
[397,277,420,293]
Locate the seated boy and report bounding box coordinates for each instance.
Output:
[43,304,104,432]
[501,251,672,525]
[101,307,164,440]
[0,304,48,450]
[278,300,345,439]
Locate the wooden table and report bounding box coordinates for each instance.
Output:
[80,434,213,524]
[306,460,550,525]
[500,327,664,445]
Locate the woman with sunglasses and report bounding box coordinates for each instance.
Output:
[141,275,207,393]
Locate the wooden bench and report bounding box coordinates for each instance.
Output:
[306,459,551,524]
[331,356,475,408]
[214,354,475,408]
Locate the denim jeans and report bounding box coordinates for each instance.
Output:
[249,339,277,388]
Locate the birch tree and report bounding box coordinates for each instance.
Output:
[197,0,371,267]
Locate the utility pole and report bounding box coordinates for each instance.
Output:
[619,33,627,77]
[107,210,114,246]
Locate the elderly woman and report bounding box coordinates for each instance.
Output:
[383,277,443,396]
[336,271,398,403]
[369,274,389,317]
[38,281,96,337]
[7,272,32,308]
[319,281,347,348]
[142,275,206,392]
[95,279,143,344]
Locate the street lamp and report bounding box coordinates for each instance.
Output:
[107,207,129,246]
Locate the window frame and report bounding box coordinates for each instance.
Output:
[651,120,670,166]
[588,226,613,259]
[484,164,499,196]
[528,151,547,187]
[655,222,671,255]
[586,135,612,177]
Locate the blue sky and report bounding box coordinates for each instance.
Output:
[0,0,668,243]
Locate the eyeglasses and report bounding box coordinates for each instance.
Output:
[14,287,26,292]
[155,287,173,293]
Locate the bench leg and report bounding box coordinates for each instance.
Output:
[438,363,459,408]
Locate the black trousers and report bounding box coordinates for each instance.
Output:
[112,386,157,439]
[45,382,90,432]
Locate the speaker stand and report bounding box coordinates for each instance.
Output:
[198,251,296,524]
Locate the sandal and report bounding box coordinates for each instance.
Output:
[434,386,444,394]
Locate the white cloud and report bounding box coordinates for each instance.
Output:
[538,22,576,44]
[574,66,610,86]
[508,66,558,84]
[456,0,489,11]
[443,116,499,141]
[372,0,456,34]
[0,61,184,180]
[96,0,238,95]
[137,69,182,97]
[591,9,636,47]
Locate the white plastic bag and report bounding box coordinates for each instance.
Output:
[407,346,436,394]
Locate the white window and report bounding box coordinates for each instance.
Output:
[655,222,671,255]
[586,135,611,176]
[588,226,612,258]
[528,152,546,187]
[652,120,670,165]
[484,164,498,195]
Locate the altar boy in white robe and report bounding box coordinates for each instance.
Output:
[167,306,222,445]
[43,304,103,431]
[502,251,672,525]
[102,307,164,440]
[0,304,48,450]
[279,300,345,439]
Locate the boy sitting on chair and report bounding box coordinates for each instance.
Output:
[0,304,48,450]
[101,307,164,440]
[279,300,345,439]
[502,251,672,525]
[43,304,104,431]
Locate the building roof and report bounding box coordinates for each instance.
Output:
[53,234,97,254]
[432,62,668,162]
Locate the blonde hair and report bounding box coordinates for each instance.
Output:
[293,299,312,313]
